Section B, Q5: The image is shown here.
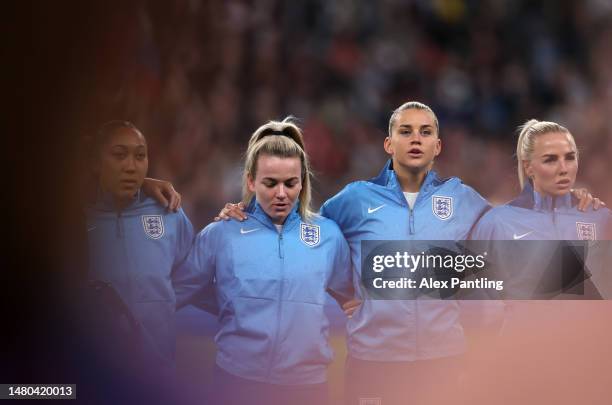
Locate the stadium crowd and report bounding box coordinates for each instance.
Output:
[79,0,612,228]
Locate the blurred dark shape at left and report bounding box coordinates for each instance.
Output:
[3,2,196,404]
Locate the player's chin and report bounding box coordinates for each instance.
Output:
[551,188,572,197]
[398,159,430,172]
[268,208,287,222]
[115,188,137,201]
[271,213,288,225]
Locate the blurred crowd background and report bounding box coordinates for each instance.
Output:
[74,0,612,229]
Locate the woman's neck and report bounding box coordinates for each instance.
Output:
[101,188,135,212]
[532,183,570,200]
[114,198,133,212]
[393,162,428,193]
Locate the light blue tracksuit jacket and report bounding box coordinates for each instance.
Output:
[470,183,612,298]
[86,190,194,367]
[320,160,491,361]
[172,202,353,385]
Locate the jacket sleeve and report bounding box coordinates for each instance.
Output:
[605,210,612,240]
[172,208,195,268]
[325,230,354,306]
[468,209,497,241]
[319,186,357,233]
[462,185,492,240]
[461,208,506,332]
[172,223,218,310]
[320,195,341,224]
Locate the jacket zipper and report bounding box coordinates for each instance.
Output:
[404,186,423,236]
[267,228,285,380]
[403,199,417,353]
[407,186,428,354]
[116,211,124,238]
[552,199,560,239]
[116,210,133,307]
[411,200,418,354]
[397,189,416,235]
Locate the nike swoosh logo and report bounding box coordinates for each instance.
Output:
[87,226,97,232]
[368,204,386,214]
[513,231,533,240]
[240,228,261,234]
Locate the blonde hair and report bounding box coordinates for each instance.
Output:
[388,101,439,136]
[516,119,578,189]
[242,117,315,222]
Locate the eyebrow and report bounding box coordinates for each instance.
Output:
[541,151,576,156]
[262,176,299,182]
[398,124,433,128]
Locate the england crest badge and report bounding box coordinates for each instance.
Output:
[576,222,596,240]
[142,215,165,239]
[300,222,320,247]
[432,195,453,220]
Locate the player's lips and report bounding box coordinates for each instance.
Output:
[407,148,424,157]
[120,179,139,188]
[556,179,571,186]
[272,203,289,210]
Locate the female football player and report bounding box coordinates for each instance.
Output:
[85,121,194,388]
[470,119,611,291]
[172,119,353,405]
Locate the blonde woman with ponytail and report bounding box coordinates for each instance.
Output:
[471,118,610,292]
[172,118,353,405]
[469,119,612,400]
[473,118,610,243]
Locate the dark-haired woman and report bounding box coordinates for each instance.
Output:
[85,121,195,378]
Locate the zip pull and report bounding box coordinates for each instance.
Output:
[551,199,560,238]
[278,232,284,259]
[409,208,415,235]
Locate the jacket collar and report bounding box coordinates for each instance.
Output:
[510,182,575,211]
[92,187,143,212]
[249,199,302,232]
[369,159,444,197]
